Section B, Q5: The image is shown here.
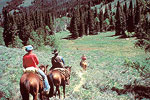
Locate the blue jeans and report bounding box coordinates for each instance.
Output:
[38,69,50,91]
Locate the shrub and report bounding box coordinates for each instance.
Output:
[27,31,45,49]
[124,31,136,38]
[45,35,61,51]
[124,58,150,76]
[11,35,23,48]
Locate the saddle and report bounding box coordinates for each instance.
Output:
[53,68,70,80]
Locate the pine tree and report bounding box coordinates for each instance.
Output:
[79,9,85,37]
[3,11,16,46]
[104,6,109,20]
[115,1,122,35]
[134,0,140,27]
[123,1,128,31]
[94,8,100,33]
[99,10,104,32]
[109,15,114,31]
[127,0,134,32]
[88,9,95,35]
[120,5,126,36]
[48,13,54,35]
[69,11,79,38]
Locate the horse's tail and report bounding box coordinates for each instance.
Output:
[48,73,54,97]
[20,79,30,100]
[23,79,30,92]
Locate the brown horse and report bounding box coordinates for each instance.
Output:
[80,60,87,71]
[47,66,71,99]
[20,65,48,100]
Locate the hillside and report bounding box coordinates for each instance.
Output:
[0,31,150,100]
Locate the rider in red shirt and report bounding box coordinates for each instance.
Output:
[23,52,39,69]
[23,45,50,94]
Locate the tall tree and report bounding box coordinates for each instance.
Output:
[127,0,134,32]
[88,9,95,35]
[115,1,122,35]
[104,5,109,20]
[134,0,141,27]
[123,1,128,31]
[99,10,104,32]
[69,11,79,38]
[79,8,85,37]
[3,10,13,46]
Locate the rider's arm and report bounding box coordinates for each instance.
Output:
[61,57,65,65]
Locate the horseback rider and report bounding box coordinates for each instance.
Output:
[50,49,70,85]
[50,49,65,70]
[23,45,50,94]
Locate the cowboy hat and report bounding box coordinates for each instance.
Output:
[52,49,59,54]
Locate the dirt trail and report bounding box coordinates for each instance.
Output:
[73,71,86,92]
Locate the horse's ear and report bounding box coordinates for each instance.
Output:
[69,66,72,69]
[46,65,49,69]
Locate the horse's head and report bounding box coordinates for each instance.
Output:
[39,64,49,74]
[64,66,72,85]
[65,66,71,73]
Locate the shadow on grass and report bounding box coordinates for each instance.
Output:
[111,84,150,99]
[62,35,77,40]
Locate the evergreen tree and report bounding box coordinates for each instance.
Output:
[115,1,122,35]
[69,11,79,38]
[109,15,114,31]
[79,9,85,37]
[94,8,100,33]
[134,0,140,27]
[104,6,109,20]
[123,1,128,30]
[127,0,134,32]
[3,10,12,46]
[120,5,126,36]
[88,9,95,35]
[99,10,104,32]
[73,19,79,38]
[48,13,54,35]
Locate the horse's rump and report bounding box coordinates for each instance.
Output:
[47,66,71,98]
[80,60,87,71]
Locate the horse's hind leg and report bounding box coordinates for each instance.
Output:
[56,86,60,99]
[21,93,29,100]
[33,92,38,100]
[63,85,66,98]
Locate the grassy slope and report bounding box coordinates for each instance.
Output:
[0,31,149,100]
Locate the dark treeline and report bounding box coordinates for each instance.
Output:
[0,0,150,52]
[68,0,150,52]
[2,9,55,48]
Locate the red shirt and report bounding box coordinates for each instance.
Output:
[81,56,87,60]
[23,52,39,69]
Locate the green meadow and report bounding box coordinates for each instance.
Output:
[0,31,149,100]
